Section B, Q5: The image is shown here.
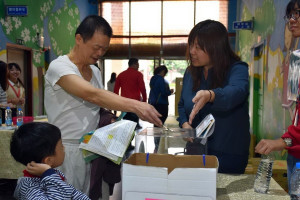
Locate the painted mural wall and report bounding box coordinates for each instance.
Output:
[0,0,97,116]
[238,0,299,159]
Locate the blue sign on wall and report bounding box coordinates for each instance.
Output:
[5,5,28,16]
[233,18,254,31]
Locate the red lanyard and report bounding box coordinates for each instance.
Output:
[8,81,20,98]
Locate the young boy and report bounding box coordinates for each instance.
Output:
[10,122,90,199]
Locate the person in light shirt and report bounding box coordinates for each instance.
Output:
[44,15,162,198]
[6,62,25,117]
[255,0,300,194]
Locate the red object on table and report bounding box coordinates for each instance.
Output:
[12,116,34,125]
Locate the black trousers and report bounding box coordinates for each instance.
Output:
[123,112,139,125]
[153,104,169,151]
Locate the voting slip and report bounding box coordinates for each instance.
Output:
[79,120,136,164]
[195,113,215,139]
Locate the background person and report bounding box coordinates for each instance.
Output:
[107,72,116,93]
[10,122,90,200]
[149,65,174,152]
[44,15,162,197]
[107,72,117,115]
[0,61,8,107]
[6,62,25,117]
[114,58,147,130]
[255,0,300,193]
[177,20,250,174]
[0,60,13,123]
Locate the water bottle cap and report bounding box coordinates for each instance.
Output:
[6,106,10,109]
[296,162,300,169]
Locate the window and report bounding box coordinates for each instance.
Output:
[100,0,229,59]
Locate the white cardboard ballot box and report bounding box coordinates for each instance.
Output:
[122,153,219,200]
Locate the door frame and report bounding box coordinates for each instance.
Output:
[6,43,33,116]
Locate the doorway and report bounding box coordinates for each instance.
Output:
[6,43,33,116]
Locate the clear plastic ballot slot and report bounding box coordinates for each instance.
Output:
[135,114,215,155]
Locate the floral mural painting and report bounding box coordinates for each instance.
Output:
[0,0,80,66]
[48,1,80,56]
[0,0,55,67]
[239,0,300,159]
[0,0,86,116]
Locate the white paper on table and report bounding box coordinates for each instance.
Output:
[79,120,136,158]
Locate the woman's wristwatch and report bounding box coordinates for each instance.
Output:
[283,138,292,147]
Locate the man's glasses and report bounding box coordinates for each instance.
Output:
[284,10,300,23]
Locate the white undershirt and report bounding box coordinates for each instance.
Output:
[44,55,103,140]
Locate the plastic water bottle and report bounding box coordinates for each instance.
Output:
[5,106,12,127]
[16,107,23,128]
[290,162,300,199]
[253,154,274,193]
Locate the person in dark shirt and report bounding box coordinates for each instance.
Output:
[149,65,174,152]
[177,20,250,174]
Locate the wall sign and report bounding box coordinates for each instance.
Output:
[5,5,28,16]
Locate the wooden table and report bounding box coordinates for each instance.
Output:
[0,128,25,179]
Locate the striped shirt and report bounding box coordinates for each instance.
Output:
[14,168,90,200]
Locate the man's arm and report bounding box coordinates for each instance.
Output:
[57,74,162,126]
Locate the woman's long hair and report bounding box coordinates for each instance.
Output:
[109,72,116,83]
[187,20,240,91]
[0,61,8,91]
[8,63,25,87]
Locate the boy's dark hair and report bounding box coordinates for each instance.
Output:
[128,58,138,67]
[75,15,113,42]
[10,122,61,166]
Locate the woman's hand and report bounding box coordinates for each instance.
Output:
[189,90,213,124]
[255,138,286,155]
[26,161,51,176]
[182,122,194,142]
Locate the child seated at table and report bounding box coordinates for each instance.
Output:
[10,122,90,200]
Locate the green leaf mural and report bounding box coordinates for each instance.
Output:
[239,0,276,63]
[0,0,80,65]
[255,0,275,39]
[239,6,255,62]
[0,0,55,67]
[48,1,80,56]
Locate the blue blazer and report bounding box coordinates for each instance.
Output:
[177,61,250,156]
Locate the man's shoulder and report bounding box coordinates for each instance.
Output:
[50,55,68,65]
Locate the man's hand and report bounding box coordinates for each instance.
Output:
[26,161,51,176]
[182,122,194,142]
[135,102,162,127]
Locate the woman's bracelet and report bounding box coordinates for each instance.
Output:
[208,90,212,102]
